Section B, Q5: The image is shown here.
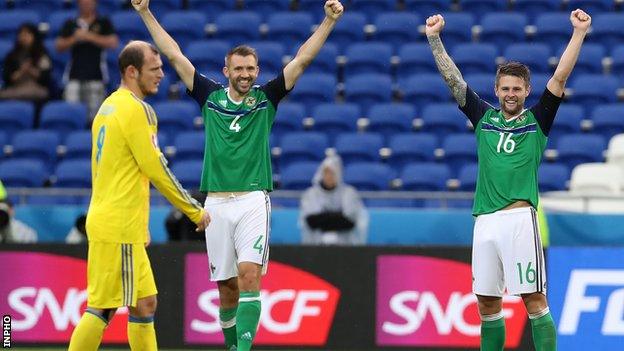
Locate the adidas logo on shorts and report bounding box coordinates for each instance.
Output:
[241,331,252,340]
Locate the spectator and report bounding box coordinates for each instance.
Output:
[0,23,52,103]
[165,191,207,241]
[0,199,37,243]
[299,155,368,245]
[55,0,119,120]
[65,213,87,244]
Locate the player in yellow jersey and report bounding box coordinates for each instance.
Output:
[68,41,211,351]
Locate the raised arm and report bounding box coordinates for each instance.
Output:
[547,9,591,97]
[282,0,343,90]
[425,14,468,107]
[132,0,196,90]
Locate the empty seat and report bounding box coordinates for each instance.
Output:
[557,133,607,169]
[63,131,92,160]
[188,0,235,20]
[397,43,437,77]
[457,162,478,191]
[343,162,396,190]
[0,10,40,40]
[111,11,149,43]
[326,12,366,52]
[465,73,497,105]
[570,163,621,195]
[479,13,528,51]
[214,12,262,44]
[401,162,450,191]
[148,0,183,16]
[311,103,361,142]
[272,102,306,138]
[568,75,618,114]
[0,159,48,187]
[452,43,498,74]
[590,13,624,50]
[344,74,393,113]
[547,104,583,147]
[161,11,207,49]
[54,159,92,188]
[421,103,470,138]
[0,101,35,135]
[534,12,573,52]
[402,73,450,111]
[538,163,569,192]
[443,134,478,175]
[373,12,421,52]
[459,0,507,19]
[367,103,415,138]
[591,104,624,140]
[279,161,320,190]
[186,40,230,74]
[334,132,384,165]
[243,0,290,19]
[172,131,204,161]
[98,0,123,15]
[266,12,313,52]
[279,132,329,167]
[388,133,438,169]
[350,0,396,22]
[525,73,551,107]
[247,41,285,80]
[611,45,624,80]
[13,0,64,18]
[436,12,475,52]
[39,101,88,138]
[170,160,203,189]
[47,10,76,38]
[566,0,614,13]
[11,130,60,168]
[404,0,452,15]
[513,0,561,22]
[559,43,605,75]
[503,43,551,74]
[344,42,393,77]
[153,101,199,138]
[289,73,336,115]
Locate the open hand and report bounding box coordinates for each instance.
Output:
[324,0,344,21]
[570,9,591,32]
[425,14,445,37]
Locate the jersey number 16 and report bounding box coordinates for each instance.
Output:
[496,132,516,153]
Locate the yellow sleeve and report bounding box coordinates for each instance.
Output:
[122,100,203,224]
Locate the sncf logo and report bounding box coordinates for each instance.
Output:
[376,255,527,348]
[184,254,340,346]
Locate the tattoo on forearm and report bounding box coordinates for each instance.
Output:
[427,35,466,106]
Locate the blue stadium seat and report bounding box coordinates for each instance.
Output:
[111,11,149,43]
[401,73,450,111]
[148,0,183,17]
[397,43,437,78]
[591,104,624,140]
[279,161,320,190]
[457,163,478,191]
[569,75,619,114]
[0,41,11,78]
[266,12,313,52]
[343,162,396,190]
[479,13,528,52]
[459,0,507,19]
[327,12,366,53]
[172,131,204,161]
[47,10,76,38]
[558,43,605,75]
[513,0,562,22]
[590,14,624,50]
[185,40,230,75]
[145,75,172,103]
[39,101,88,139]
[334,132,384,165]
[436,13,475,52]
[367,103,415,138]
[388,133,438,169]
[556,133,606,169]
[279,132,329,167]
[214,12,262,45]
[272,102,306,139]
[0,131,6,152]
[0,159,48,187]
[170,160,203,189]
[243,0,291,19]
[248,41,285,81]
[534,13,572,52]
[373,12,422,52]
[299,43,338,75]
[97,0,123,15]
[350,0,396,22]
[54,159,91,188]
[464,73,497,106]
[538,163,569,192]
[565,0,614,13]
[344,42,393,77]
[13,0,64,18]
[401,162,450,191]
[188,0,236,21]
[11,130,60,169]
[63,131,92,160]
[525,73,551,107]
[161,11,207,50]
[44,38,70,93]
[421,103,470,138]
[612,45,624,81]
[547,104,583,147]
[344,74,393,113]
[0,101,35,135]
[0,10,40,40]
[452,43,498,74]
[404,0,452,15]
[311,103,361,142]
[442,134,478,175]
[153,101,199,138]
[503,43,551,74]
[289,73,336,115]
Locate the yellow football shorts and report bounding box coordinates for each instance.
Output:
[87,241,158,309]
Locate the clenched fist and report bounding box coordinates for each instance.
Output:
[324,0,344,21]
[425,14,445,37]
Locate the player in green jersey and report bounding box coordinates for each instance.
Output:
[426,9,591,351]
[133,0,344,350]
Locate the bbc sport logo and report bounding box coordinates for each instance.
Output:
[549,248,624,351]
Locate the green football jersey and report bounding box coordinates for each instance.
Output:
[460,86,562,215]
[188,71,289,192]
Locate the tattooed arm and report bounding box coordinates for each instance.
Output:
[425,14,467,107]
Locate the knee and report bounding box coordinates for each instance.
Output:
[522,292,548,314]
[238,264,262,291]
[131,295,158,317]
[477,295,502,316]
[218,279,240,307]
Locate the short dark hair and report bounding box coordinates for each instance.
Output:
[225,45,258,66]
[118,41,159,75]
[496,61,531,88]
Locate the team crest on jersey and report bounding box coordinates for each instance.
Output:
[244,96,256,107]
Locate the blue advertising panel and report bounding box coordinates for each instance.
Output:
[549,247,624,350]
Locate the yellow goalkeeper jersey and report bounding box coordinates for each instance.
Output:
[86,87,203,243]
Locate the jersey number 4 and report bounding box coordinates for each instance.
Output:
[496,132,516,153]
[229,115,242,132]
